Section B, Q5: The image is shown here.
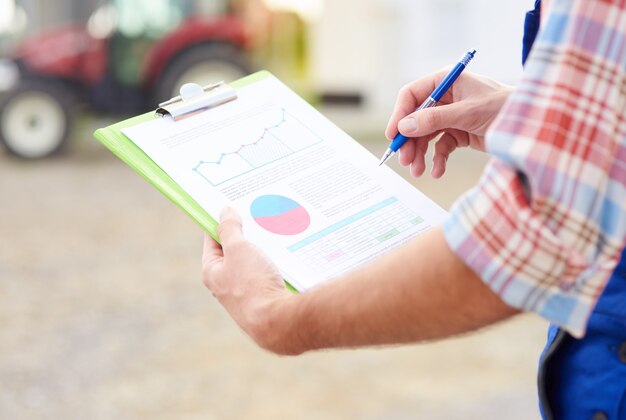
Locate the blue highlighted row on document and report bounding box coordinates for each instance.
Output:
[287,197,428,278]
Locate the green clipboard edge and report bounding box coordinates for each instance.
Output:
[93,70,297,292]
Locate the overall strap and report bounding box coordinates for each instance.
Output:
[522,0,541,64]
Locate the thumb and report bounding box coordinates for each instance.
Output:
[397,102,464,138]
[217,206,245,250]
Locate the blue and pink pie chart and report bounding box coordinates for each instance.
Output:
[250,195,311,235]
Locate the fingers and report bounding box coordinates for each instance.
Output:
[217,206,246,252]
[396,131,439,177]
[409,138,430,178]
[397,139,416,167]
[203,207,244,262]
[386,70,508,143]
[385,69,454,138]
[431,133,458,179]
[430,130,470,178]
[385,74,442,139]
[398,101,467,140]
[203,206,245,290]
[203,232,224,266]
[398,130,468,179]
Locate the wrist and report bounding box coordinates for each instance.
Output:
[245,291,307,356]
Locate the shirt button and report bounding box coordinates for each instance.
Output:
[592,412,608,420]
[619,341,626,364]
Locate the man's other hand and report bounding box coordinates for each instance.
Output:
[202,207,295,354]
[385,71,512,178]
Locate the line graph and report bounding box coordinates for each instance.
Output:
[193,105,323,186]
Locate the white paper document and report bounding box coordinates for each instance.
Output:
[123,75,447,291]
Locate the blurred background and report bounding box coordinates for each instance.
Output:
[0,1,548,419]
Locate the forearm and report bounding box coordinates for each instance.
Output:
[273,227,519,355]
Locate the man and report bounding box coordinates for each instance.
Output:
[202,1,626,418]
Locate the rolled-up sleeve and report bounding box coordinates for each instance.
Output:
[443,0,626,337]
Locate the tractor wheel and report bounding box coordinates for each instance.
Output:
[154,42,251,104]
[0,80,73,159]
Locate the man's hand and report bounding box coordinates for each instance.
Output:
[202,207,294,353]
[385,70,512,178]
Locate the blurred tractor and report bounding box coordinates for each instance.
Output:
[0,0,253,158]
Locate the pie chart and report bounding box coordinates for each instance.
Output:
[250,195,311,235]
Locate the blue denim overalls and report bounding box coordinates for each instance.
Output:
[538,253,626,419]
[523,2,626,419]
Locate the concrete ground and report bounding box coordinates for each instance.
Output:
[0,113,548,419]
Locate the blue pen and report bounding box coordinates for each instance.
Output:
[379,49,476,166]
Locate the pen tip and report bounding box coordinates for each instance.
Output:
[378,149,393,166]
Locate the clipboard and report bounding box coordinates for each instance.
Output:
[94,71,271,243]
[94,70,447,292]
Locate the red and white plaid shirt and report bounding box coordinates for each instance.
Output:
[444,0,626,337]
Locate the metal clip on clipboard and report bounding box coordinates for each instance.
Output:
[155,81,238,121]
